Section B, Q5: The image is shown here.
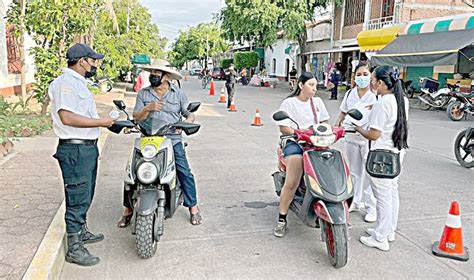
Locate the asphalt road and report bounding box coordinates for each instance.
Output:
[61,77,473,279]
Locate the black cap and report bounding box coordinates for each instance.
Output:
[66,43,104,60]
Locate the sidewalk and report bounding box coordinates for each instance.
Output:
[0,92,129,280]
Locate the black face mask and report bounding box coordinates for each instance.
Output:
[149,74,163,87]
[82,59,97,78]
[85,66,97,79]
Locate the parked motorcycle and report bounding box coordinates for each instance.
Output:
[271,109,362,268]
[417,78,457,110]
[87,76,113,92]
[108,100,201,259]
[446,89,474,121]
[454,127,474,168]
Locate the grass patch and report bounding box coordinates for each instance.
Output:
[0,114,52,138]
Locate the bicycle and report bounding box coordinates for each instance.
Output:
[201,75,211,89]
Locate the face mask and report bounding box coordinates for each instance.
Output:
[149,74,163,87]
[82,59,97,78]
[355,75,370,88]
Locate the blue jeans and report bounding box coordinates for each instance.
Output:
[173,142,198,208]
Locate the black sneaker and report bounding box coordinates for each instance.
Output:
[66,233,100,266]
[81,224,104,244]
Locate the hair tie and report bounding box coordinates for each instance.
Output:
[390,68,400,83]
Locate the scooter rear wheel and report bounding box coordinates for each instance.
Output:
[321,221,348,268]
[454,129,474,168]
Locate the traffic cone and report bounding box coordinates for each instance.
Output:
[251,108,263,126]
[432,201,469,261]
[209,79,215,96]
[228,100,237,112]
[218,88,226,103]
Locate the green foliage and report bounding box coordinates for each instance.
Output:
[94,0,166,79]
[221,0,282,47]
[169,23,229,68]
[233,52,259,70]
[220,58,233,69]
[0,114,52,138]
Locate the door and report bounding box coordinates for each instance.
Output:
[406,67,434,91]
[285,59,290,81]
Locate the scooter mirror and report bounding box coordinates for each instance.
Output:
[347,109,363,121]
[113,100,126,110]
[187,102,201,113]
[272,111,290,121]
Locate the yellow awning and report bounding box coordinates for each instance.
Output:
[357,26,403,52]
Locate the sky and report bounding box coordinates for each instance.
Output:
[140,0,226,48]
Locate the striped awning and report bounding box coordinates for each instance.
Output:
[399,13,474,35]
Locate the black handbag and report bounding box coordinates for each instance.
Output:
[366,148,401,179]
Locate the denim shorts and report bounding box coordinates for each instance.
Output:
[282,140,304,157]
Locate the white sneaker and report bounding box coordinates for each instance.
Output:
[349,203,364,213]
[364,212,377,223]
[360,235,390,251]
[365,228,395,242]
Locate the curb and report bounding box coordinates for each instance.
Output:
[22,129,109,280]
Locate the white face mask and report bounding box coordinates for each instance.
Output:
[355,75,371,88]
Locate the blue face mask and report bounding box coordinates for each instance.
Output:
[355,75,371,88]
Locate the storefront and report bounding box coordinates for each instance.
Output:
[370,13,474,90]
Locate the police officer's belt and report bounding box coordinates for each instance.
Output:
[59,139,98,145]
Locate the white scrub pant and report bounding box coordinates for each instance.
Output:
[345,136,376,215]
[370,151,405,242]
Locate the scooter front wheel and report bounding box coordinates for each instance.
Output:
[320,221,348,268]
[135,213,158,259]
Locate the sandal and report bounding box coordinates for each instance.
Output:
[189,208,202,226]
[117,213,133,228]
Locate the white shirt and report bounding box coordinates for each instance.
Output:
[277,96,330,129]
[48,68,100,140]
[340,88,376,129]
[369,94,409,151]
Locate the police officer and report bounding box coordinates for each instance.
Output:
[49,43,115,266]
[225,64,238,108]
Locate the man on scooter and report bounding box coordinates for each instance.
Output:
[117,59,202,227]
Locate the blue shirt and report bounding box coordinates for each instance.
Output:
[133,83,190,143]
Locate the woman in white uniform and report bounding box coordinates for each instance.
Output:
[335,64,377,223]
[273,72,330,237]
[354,66,409,251]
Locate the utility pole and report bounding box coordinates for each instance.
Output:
[19,0,26,105]
[126,1,130,34]
[206,34,209,68]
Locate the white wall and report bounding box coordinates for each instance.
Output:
[264,39,294,79]
[0,0,36,90]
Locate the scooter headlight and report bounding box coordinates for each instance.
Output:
[310,134,336,147]
[137,162,159,184]
[142,144,158,159]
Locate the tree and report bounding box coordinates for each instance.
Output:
[220,0,331,72]
[7,0,99,114]
[169,23,229,69]
[220,58,233,69]
[233,52,259,70]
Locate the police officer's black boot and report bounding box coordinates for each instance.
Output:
[66,233,100,266]
[81,224,105,244]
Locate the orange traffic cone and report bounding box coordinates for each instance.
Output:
[209,79,215,96]
[228,100,237,112]
[432,201,469,261]
[218,88,226,103]
[251,108,263,126]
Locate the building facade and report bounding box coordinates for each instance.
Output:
[0,0,35,97]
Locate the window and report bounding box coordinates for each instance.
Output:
[272,58,277,74]
[344,0,365,26]
[6,24,21,74]
[382,0,395,17]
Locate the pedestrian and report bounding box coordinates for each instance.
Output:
[354,66,409,251]
[329,67,341,100]
[48,43,115,266]
[273,72,330,237]
[335,63,377,223]
[225,64,238,108]
[240,67,248,86]
[117,59,202,227]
